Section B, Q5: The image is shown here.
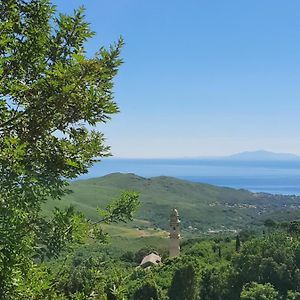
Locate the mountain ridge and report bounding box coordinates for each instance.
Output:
[110,150,300,161]
[44,173,300,235]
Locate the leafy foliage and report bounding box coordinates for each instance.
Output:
[241,282,279,300]
[39,230,300,299]
[168,264,199,300]
[133,281,163,300]
[0,0,141,298]
[2,1,300,300]
[233,233,300,294]
[287,290,300,300]
[97,192,140,224]
[200,262,238,300]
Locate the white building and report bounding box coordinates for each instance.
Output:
[140,252,162,268]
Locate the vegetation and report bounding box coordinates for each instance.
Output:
[41,230,300,299]
[240,282,279,300]
[2,1,300,299]
[133,281,163,300]
[168,264,199,300]
[0,0,139,298]
[45,173,300,235]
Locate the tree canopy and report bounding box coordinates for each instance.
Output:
[0,0,140,298]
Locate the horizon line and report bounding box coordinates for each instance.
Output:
[100,149,300,160]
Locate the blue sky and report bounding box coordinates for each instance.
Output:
[53,0,300,157]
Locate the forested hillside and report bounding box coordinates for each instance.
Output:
[44,173,300,234]
[48,231,300,300]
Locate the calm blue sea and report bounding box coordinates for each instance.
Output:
[80,158,300,195]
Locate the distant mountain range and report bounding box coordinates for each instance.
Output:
[82,150,300,185]
[114,150,300,161]
[220,150,300,161]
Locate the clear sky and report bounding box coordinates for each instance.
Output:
[53,0,300,158]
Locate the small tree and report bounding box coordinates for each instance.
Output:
[288,221,300,236]
[200,263,238,300]
[240,282,279,300]
[236,235,241,252]
[168,264,198,300]
[287,290,300,300]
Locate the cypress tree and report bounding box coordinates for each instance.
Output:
[218,246,222,258]
[236,235,241,252]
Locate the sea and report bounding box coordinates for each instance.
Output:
[80,158,300,195]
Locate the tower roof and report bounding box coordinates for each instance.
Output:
[170,208,180,226]
[170,208,179,217]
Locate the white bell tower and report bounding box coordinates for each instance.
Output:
[169,208,180,257]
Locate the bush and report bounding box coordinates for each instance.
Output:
[241,282,279,300]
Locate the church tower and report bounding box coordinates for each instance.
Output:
[169,208,180,257]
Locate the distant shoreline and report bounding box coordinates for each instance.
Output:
[78,158,300,196]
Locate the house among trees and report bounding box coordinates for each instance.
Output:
[140,252,162,268]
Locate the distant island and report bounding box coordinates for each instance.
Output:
[111,150,300,161]
[82,150,300,195]
[222,150,300,161]
[169,150,300,161]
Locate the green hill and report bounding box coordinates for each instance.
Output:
[43,173,300,235]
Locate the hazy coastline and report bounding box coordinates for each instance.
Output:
[81,157,300,195]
